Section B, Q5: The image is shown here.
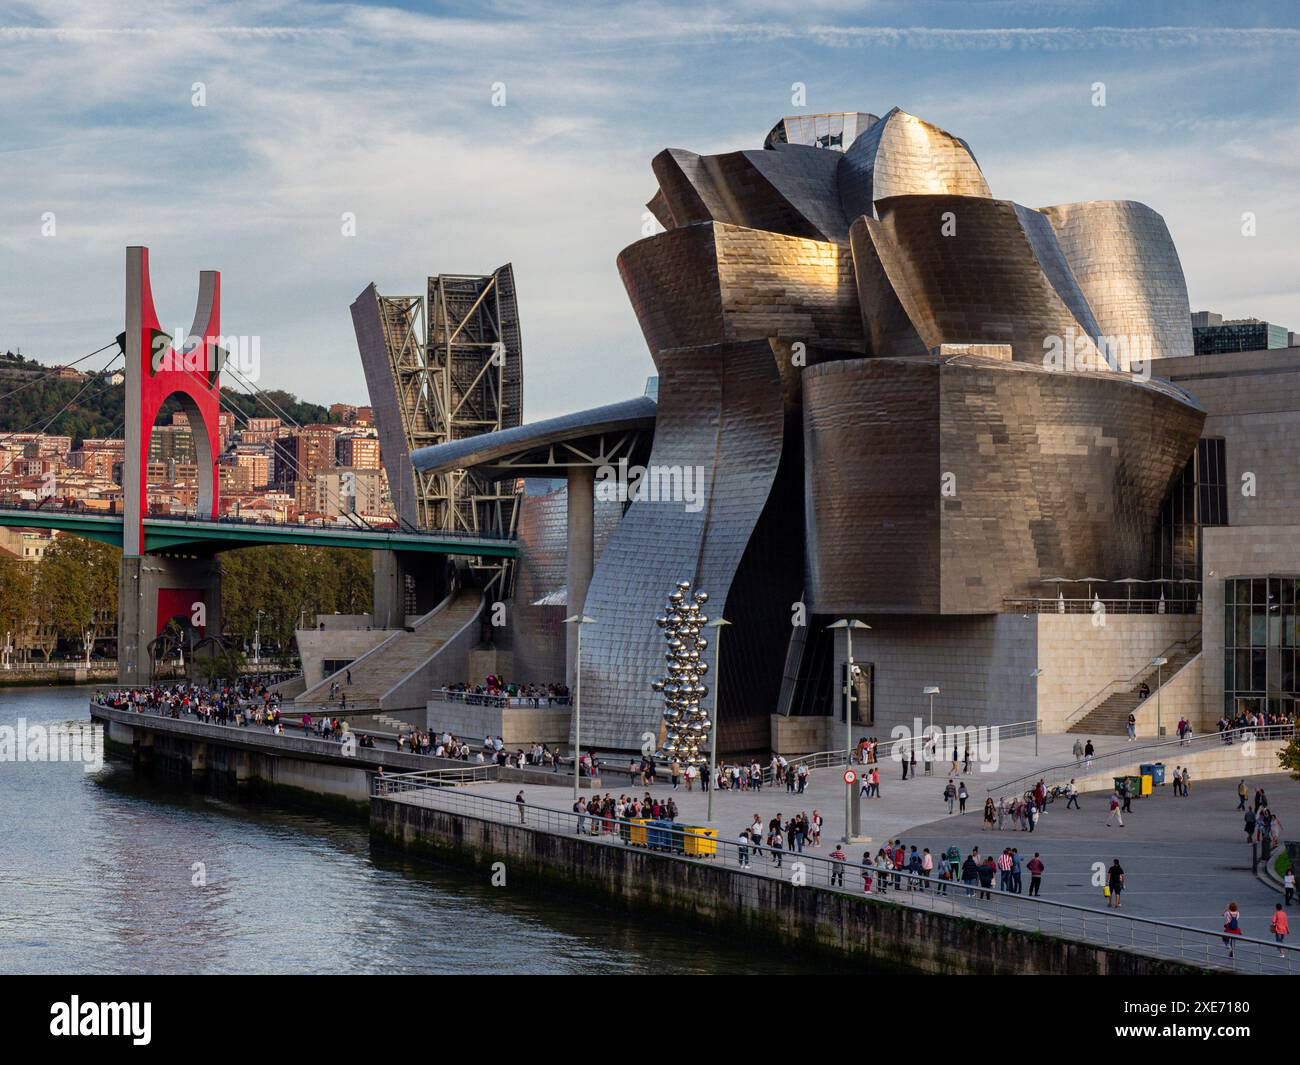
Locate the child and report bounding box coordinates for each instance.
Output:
[1272,903,1289,958]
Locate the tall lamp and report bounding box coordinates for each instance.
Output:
[564,613,596,799]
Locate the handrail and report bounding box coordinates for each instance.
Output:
[374,774,1298,975]
[1062,632,1203,731]
[988,723,1295,800]
[799,718,1039,769]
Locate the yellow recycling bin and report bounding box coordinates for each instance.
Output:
[682,826,717,857]
[1141,774,1153,797]
[627,819,649,847]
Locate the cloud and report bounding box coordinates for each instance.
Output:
[0,0,1295,420]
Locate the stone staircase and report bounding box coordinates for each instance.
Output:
[1068,634,1201,736]
[294,590,481,712]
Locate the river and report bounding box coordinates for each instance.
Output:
[0,685,847,974]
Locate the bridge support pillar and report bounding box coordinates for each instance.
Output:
[371,551,447,629]
[117,554,222,686]
[565,465,595,689]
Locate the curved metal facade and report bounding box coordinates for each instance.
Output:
[1039,200,1195,362]
[803,356,1205,615]
[837,107,991,221]
[853,196,1106,365]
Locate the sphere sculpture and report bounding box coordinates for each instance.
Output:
[652,580,712,765]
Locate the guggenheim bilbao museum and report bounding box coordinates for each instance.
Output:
[342,108,1300,760]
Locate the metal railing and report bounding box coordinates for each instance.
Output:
[1,659,118,671]
[374,776,1298,975]
[1005,597,1199,615]
[795,718,1040,771]
[429,688,572,709]
[0,500,514,541]
[989,723,1296,800]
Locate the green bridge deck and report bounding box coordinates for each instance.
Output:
[0,508,517,557]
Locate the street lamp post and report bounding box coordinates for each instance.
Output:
[255,609,265,668]
[828,618,870,843]
[564,614,596,800]
[705,616,731,823]
[1029,668,1045,756]
[1151,656,1168,738]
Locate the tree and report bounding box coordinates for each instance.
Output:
[1278,736,1300,783]
[219,545,373,655]
[0,556,34,658]
[36,536,120,650]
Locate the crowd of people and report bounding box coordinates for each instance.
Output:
[572,792,679,835]
[98,680,373,746]
[438,677,570,706]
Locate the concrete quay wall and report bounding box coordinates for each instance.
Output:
[370,796,1208,976]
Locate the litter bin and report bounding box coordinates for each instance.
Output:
[1139,762,1166,786]
[1113,774,1142,796]
[682,826,717,857]
[627,818,649,847]
[646,819,674,851]
[1140,774,1153,796]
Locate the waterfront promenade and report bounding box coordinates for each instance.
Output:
[376,771,1298,974]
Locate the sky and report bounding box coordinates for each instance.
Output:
[0,0,1297,420]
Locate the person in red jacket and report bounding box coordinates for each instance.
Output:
[1027,852,1045,896]
[1271,903,1290,958]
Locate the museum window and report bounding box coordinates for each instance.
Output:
[1223,575,1300,718]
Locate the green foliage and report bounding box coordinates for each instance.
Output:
[35,536,119,641]
[1278,736,1300,783]
[0,354,339,447]
[0,555,35,635]
[219,545,372,647]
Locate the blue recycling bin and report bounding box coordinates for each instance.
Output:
[1140,762,1166,786]
[647,819,675,851]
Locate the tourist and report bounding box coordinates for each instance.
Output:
[1065,779,1080,810]
[1244,807,1257,844]
[1072,737,1084,764]
[958,781,969,813]
[944,779,956,814]
[1119,779,1133,814]
[1271,903,1289,957]
[1027,852,1044,896]
[737,829,751,867]
[1083,739,1094,768]
[1010,847,1023,892]
[515,790,526,823]
[1285,868,1296,907]
[1106,859,1125,909]
[961,853,979,896]
[829,844,846,886]
[1237,779,1248,810]
[977,856,996,899]
[1126,712,1136,741]
[982,797,996,831]
[1181,766,1192,796]
[996,848,1013,892]
[810,809,822,846]
[573,796,587,834]
[861,852,874,894]
[1105,791,1124,827]
[1222,902,1242,958]
[921,847,933,890]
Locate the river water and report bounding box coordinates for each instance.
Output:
[0,686,846,975]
